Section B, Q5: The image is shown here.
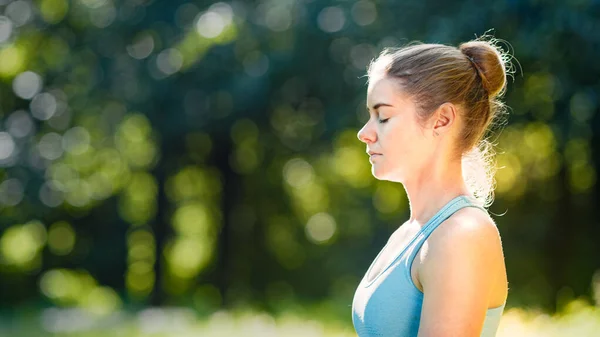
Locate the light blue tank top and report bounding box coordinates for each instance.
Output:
[352,195,505,337]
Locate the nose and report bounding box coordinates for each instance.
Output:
[357,120,376,144]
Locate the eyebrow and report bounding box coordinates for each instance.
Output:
[367,103,394,110]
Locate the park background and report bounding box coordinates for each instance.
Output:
[0,0,599,336]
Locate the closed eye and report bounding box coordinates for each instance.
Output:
[378,118,389,124]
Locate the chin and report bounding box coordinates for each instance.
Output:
[372,166,404,183]
[371,167,389,180]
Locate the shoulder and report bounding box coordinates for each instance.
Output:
[416,208,506,336]
[429,207,501,252]
[420,207,504,285]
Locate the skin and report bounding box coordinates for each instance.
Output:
[357,74,508,337]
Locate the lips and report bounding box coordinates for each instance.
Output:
[367,151,381,163]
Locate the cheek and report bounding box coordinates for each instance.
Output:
[381,124,412,155]
[383,123,426,165]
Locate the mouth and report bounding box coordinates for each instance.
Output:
[368,152,381,162]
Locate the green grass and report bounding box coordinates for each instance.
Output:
[3,299,600,336]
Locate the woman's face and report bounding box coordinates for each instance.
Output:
[357,75,435,182]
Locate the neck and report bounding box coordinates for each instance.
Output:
[402,156,470,227]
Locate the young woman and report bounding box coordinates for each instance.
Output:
[352,39,510,337]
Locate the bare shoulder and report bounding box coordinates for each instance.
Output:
[418,206,506,288]
[428,207,502,250]
[416,207,508,335]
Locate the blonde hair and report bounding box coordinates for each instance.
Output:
[367,36,513,207]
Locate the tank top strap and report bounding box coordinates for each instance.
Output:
[405,195,486,264]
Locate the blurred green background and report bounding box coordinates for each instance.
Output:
[0,0,599,336]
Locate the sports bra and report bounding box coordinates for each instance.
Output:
[352,195,505,336]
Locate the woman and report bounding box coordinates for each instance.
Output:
[352,38,510,337]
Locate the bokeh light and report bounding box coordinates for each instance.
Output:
[318,6,346,33]
[305,212,337,244]
[0,221,46,271]
[0,1,598,336]
[351,1,377,27]
[47,221,76,256]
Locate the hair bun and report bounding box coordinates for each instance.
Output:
[459,41,507,98]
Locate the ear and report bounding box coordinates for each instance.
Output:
[432,102,457,136]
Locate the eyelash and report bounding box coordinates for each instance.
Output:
[366,109,389,124]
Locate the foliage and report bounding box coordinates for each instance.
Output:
[0,0,598,328]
